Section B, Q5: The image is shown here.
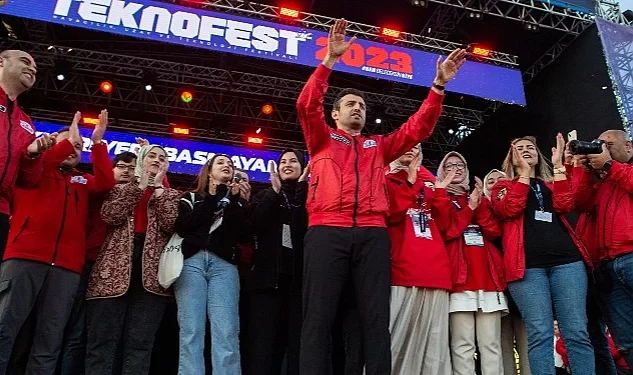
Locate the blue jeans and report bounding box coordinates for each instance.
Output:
[508,261,595,375]
[595,252,633,368]
[173,250,241,375]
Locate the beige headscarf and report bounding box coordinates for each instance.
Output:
[437,151,470,196]
[134,144,167,187]
[483,169,506,198]
[389,144,422,173]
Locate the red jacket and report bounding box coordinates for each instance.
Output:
[85,192,109,263]
[491,179,592,282]
[4,139,116,273]
[436,192,506,291]
[386,168,452,290]
[572,164,633,261]
[0,87,44,215]
[296,64,443,228]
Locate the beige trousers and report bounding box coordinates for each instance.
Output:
[450,311,503,375]
[501,312,531,375]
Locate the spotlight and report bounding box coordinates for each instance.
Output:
[144,84,152,91]
[56,74,65,81]
[468,12,483,20]
[410,0,428,7]
[53,59,71,82]
[375,118,382,124]
[100,81,113,94]
[256,127,262,134]
[524,22,539,32]
[142,71,157,92]
[261,104,274,115]
[448,129,455,135]
[181,91,193,103]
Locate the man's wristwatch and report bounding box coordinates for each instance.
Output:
[603,159,614,171]
[432,82,446,91]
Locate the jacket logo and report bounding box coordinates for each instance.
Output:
[20,120,34,134]
[363,139,377,149]
[330,133,351,146]
[496,187,507,201]
[71,176,88,184]
[424,181,435,188]
[0,105,6,113]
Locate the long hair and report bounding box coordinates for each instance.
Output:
[502,136,553,182]
[194,154,232,195]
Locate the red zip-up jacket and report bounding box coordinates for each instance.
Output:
[435,192,506,291]
[296,64,443,227]
[386,168,452,290]
[0,87,44,215]
[572,164,633,261]
[4,139,116,273]
[491,178,592,282]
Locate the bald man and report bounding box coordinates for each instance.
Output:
[0,50,55,258]
[572,129,633,369]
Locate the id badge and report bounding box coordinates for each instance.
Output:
[408,208,432,239]
[282,224,293,249]
[463,225,484,247]
[534,211,553,223]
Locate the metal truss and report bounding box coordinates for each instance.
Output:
[609,39,633,129]
[2,39,484,126]
[164,0,518,67]
[523,29,589,84]
[421,4,470,40]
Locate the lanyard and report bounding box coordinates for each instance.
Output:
[530,182,545,211]
[280,191,300,210]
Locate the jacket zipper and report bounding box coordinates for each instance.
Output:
[602,188,616,259]
[52,184,70,265]
[0,101,14,185]
[310,177,319,201]
[352,137,360,227]
[12,217,29,244]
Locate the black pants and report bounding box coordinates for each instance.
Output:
[85,236,167,375]
[0,259,80,375]
[0,213,9,262]
[245,275,302,375]
[332,286,364,375]
[300,226,391,375]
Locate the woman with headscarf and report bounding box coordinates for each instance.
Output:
[435,151,507,375]
[490,134,595,375]
[244,149,309,375]
[173,153,251,375]
[385,144,453,375]
[85,144,180,375]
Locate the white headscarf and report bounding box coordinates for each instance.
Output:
[437,151,470,196]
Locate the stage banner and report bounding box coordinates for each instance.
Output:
[596,18,633,133]
[35,121,281,182]
[0,0,525,105]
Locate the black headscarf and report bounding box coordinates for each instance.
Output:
[277,149,306,204]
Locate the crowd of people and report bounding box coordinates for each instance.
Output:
[0,18,631,375]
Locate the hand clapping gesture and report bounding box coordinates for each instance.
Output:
[551,133,565,169]
[436,169,457,189]
[468,177,483,210]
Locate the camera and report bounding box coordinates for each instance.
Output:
[233,172,243,183]
[569,139,604,155]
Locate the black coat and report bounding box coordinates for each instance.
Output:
[175,189,251,264]
[246,182,308,291]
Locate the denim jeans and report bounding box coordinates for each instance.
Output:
[595,252,633,368]
[586,276,617,375]
[508,261,595,375]
[174,250,241,375]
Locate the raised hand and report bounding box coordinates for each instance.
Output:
[512,145,531,177]
[229,182,240,196]
[239,181,252,202]
[564,141,573,166]
[138,157,151,190]
[407,153,421,184]
[135,137,149,148]
[91,109,108,145]
[474,176,484,192]
[270,164,282,194]
[69,111,83,146]
[469,184,483,210]
[323,19,357,67]
[153,161,169,188]
[436,169,457,189]
[27,132,58,156]
[435,48,468,86]
[551,133,565,169]
[299,162,311,182]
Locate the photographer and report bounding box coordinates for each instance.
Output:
[572,129,633,368]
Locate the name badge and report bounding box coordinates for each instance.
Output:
[408,208,432,239]
[535,211,553,223]
[282,224,293,249]
[463,225,484,247]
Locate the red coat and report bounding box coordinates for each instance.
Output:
[573,164,633,261]
[296,64,443,228]
[386,168,452,290]
[491,179,592,282]
[435,192,506,291]
[0,87,43,215]
[4,139,116,273]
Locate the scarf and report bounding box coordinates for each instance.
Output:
[134,144,166,187]
[483,169,506,198]
[389,145,423,174]
[278,149,306,205]
[437,151,470,196]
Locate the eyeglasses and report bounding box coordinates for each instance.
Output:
[115,164,135,172]
[444,163,466,171]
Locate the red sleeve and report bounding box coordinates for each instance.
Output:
[571,167,597,213]
[441,193,476,241]
[16,151,44,188]
[431,187,452,234]
[43,139,77,169]
[381,90,444,164]
[606,161,633,194]
[85,143,116,194]
[551,178,574,214]
[475,198,502,239]
[386,173,415,226]
[490,179,529,220]
[296,64,333,156]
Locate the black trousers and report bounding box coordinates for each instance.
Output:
[245,275,302,375]
[0,259,80,375]
[0,213,9,262]
[300,226,391,375]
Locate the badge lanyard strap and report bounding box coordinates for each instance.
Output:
[529,183,545,211]
[416,189,427,229]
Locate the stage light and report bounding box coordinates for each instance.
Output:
[181,91,193,103]
[468,12,483,20]
[375,118,382,124]
[56,74,65,81]
[247,136,264,145]
[170,125,190,135]
[280,7,299,18]
[261,104,274,115]
[100,81,113,94]
[472,47,491,57]
[256,127,262,134]
[524,22,539,32]
[410,0,428,6]
[82,116,99,126]
[448,129,455,135]
[381,28,401,39]
[53,59,71,82]
[144,84,153,91]
[142,71,157,92]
